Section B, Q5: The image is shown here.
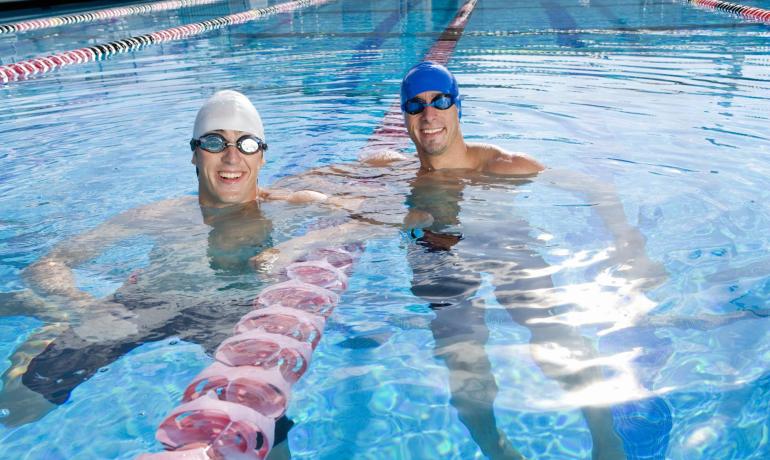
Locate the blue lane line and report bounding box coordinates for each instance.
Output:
[347,4,413,67]
[591,0,640,43]
[540,0,586,48]
[276,0,424,176]
[336,0,422,78]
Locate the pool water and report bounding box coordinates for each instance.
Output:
[1,0,769,458]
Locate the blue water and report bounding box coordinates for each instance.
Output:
[1,0,769,458]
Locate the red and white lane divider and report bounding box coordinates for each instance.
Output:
[137,245,364,460]
[366,0,479,153]
[0,0,333,85]
[687,0,770,22]
[136,1,480,458]
[0,0,224,35]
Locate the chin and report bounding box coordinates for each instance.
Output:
[422,144,448,156]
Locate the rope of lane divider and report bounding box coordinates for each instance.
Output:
[687,0,770,22]
[0,0,334,85]
[0,0,225,35]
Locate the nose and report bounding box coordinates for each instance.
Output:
[421,105,440,121]
[221,143,240,163]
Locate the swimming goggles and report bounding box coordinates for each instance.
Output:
[190,133,267,155]
[404,93,456,115]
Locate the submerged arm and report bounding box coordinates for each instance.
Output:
[251,220,394,274]
[25,222,138,302]
[539,168,667,289]
[22,199,178,302]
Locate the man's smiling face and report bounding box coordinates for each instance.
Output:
[404,90,461,157]
[192,129,265,207]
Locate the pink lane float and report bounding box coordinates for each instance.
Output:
[138,243,363,460]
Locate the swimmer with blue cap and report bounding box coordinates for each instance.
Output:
[400,61,544,175]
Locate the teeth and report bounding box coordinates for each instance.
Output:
[422,128,442,134]
[219,172,242,179]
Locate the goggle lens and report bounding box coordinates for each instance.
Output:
[192,133,267,155]
[238,137,261,154]
[405,94,455,115]
[198,134,226,152]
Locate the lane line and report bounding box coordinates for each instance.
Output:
[0,0,225,35]
[540,0,586,48]
[0,0,335,85]
[226,17,763,41]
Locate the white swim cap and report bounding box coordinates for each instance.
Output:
[193,90,265,140]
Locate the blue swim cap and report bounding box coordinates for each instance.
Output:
[400,61,461,116]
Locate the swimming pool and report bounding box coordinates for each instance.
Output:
[1,0,769,458]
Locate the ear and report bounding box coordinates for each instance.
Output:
[456,96,463,120]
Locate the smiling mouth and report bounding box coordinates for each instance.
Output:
[218,171,244,182]
[421,127,444,135]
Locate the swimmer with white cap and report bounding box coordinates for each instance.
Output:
[2,89,356,432]
[190,90,268,207]
[191,89,328,207]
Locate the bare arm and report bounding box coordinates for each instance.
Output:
[538,168,666,289]
[261,188,366,216]
[358,149,409,166]
[251,220,393,274]
[22,199,181,302]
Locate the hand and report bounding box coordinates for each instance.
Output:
[359,149,408,166]
[69,298,139,342]
[250,247,296,275]
[403,209,434,229]
[418,230,462,250]
[609,233,668,291]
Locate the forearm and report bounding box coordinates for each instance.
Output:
[541,169,666,286]
[252,221,391,273]
[542,168,643,243]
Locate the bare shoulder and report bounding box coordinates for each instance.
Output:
[469,143,545,176]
